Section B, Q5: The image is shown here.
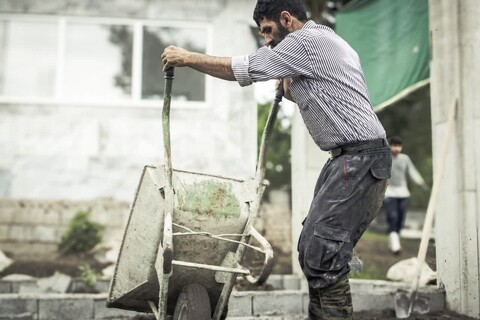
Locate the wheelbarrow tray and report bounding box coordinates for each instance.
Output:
[107,164,259,314]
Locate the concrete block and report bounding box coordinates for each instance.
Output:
[282,275,301,290]
[8,225,33,242]
[18,283,44,294]
[0,209,13,224]
[253,291,303,315]
[226,317,283,320]
[12,205,61,225]
[266,275,283,289]
[0,281,11,293]
[39,296,94,320]
[0,313,35,320]
[93,297,143,319]
[0,295,37,317]
[6,278,37,293]
[228,292,252,316]
[93,280,110,293]
[0,225,10,240]
[302,291,309,314]
[32,225,57,242]
[70,279,109,294]
[352,290,394,312]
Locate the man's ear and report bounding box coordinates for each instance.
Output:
[279,11,292,28]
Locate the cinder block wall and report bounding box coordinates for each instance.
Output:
[0,195,292,263]
[0,198,129,260]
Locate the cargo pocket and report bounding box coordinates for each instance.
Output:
[370,156,392,180]
[306,224,351,272]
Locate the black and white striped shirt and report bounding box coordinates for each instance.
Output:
[231,20,386,151]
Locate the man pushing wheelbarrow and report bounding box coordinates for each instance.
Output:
[161,0,392,319]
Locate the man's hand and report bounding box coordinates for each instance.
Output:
[161,45,191,71]
[160,45,235,81]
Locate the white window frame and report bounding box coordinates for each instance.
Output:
[0,14,212,109]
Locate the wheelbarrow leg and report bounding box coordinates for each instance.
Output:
[148,241,173,320]
[149,186,174,320]
[212,273,235,320]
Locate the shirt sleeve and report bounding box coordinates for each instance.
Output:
[231,55,253,87]
[231,34,312,87]
[406,156,426,186]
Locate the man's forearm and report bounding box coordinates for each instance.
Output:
[186,53,236,81]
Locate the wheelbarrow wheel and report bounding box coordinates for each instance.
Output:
[173,283,211,320]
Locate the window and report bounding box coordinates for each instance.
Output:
[64,23,133,100]
[0,20,57,97]
[0,16,209,105]
[142,26,207,102]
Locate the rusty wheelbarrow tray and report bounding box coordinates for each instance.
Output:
[106,69,283,320]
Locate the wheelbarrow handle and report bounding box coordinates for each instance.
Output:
[243,226,274,285]
[164,68,174,80]
[161,68,175,277]
[255,80,284,190]
[162,68,175,187]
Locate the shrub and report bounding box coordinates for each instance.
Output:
[58,211,104,255]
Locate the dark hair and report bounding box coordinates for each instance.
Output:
[253,0,308,26]
[389,136,403,145]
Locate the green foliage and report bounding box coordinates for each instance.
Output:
[79,264,99,287]
[58,211,104,255]
[257,102,292,192]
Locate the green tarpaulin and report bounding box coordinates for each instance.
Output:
[336,0,429,111]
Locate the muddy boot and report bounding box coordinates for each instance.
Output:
[318,275,353,319]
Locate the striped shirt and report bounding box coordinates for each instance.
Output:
[231,20,386,151]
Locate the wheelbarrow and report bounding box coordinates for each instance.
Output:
[106,69,284,320]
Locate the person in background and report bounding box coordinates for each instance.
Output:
[384,135,429,254]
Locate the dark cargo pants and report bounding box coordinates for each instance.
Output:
[298,146,391,319]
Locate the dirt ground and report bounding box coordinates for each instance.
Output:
[352,230,436,280]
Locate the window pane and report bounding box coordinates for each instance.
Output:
[64,23,132,100]
[142,27,207,101]
[0,20,57,97]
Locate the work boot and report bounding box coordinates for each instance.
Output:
[318,275,353,319]
[389,232,401,254]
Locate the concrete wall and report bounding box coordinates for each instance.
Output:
[429,1,480,318]
[0,0,258,201]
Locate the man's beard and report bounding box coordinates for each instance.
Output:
[270,22,290,48]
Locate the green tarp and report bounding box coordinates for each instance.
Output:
[336,0,429,111]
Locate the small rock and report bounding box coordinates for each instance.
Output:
[101,264,115,279]
[386,257,436,286]
[2,274,35,281]
[91,242,120,265]
[37,271,72,293]
[0,250,13,272]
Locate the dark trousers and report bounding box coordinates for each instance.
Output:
[298,147,391,319]
[383,197,409,233]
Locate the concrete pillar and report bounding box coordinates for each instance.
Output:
[290,108,329,278]
[429,1,480,318]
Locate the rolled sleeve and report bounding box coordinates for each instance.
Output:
[231,55,253,87]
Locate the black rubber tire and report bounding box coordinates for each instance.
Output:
[173,283,211,320]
